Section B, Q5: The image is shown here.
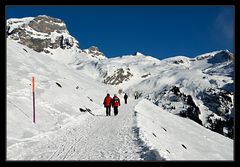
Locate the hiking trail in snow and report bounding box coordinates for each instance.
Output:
[7,98,162,160]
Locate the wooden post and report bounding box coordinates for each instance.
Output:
[32,76,35,124]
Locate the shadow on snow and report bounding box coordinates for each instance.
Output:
[132,111,166,161]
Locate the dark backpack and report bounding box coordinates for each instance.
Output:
[113,97,119,104]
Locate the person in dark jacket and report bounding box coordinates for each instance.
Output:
[134,91,139,99]
[103,93,112,116]
[112,94,120,116]
[124,93,128,104]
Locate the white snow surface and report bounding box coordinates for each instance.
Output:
[7,17,35,32]
[7,39,113,150]
[7,39,142,160]
[134,99,233,160]
[7,36,234,160]
[8,98,142,160]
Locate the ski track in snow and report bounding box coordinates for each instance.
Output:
[7,98,161,161]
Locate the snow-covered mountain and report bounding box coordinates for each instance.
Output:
[7,15,79,53]
[82,46,106,60]
[70,49,234,139]
[6,15,234,160]
[6,15,107,60]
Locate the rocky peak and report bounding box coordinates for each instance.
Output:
[83,46,106,60]
[207,50,234,64]
[89,46,99,52]
[28,15,67,34]
[6,15,80,53]
[195,50,234,62]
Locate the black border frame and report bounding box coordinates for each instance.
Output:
[2,0,239,166]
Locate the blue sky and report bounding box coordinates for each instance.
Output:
[6,6,234,59]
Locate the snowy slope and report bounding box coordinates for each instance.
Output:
[71,49,234,138]
[7,41,234,161]
[134,99,233,160]
[7,98,143,160]
[7,39,117,147]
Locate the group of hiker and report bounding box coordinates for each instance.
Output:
[102,93,129,116]
[103,91,139,116]
[103,93,122,116]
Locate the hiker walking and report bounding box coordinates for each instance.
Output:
[112,94,120,116]
[103,93,112,116]
[124,93,128,104]
[134,91,139,99]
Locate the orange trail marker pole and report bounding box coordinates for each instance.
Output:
[32,76,35,123]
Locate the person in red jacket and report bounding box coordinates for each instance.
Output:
[112,94,120,116]
[103,93,112,116]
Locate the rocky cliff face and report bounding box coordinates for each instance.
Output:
[103,68,133,85]
[146,84,234,139]
[6,15,80,53]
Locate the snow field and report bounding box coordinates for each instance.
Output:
[134,99,233,160]
[8,98,143,160]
